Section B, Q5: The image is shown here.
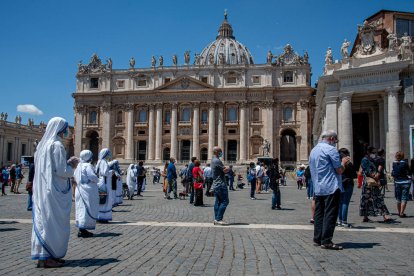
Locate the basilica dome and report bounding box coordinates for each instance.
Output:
[198,12,254,66]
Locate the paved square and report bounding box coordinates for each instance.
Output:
[1,179,414,275]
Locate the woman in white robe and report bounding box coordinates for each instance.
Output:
[96,148,115,222]
[126,164,136,199]
[31,117,78,268]
[74,150,99,237]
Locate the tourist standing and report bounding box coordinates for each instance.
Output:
[136,161,145,197]
[337,148,357,227]
[1,166,8,195]
[96,148,114,223]
[9,164,16,194]
[26,161,35,211]
[360,146,392,223]
[391,151,411,218]
[31,117,78,268]
[262,165,269,193]
[15,164,23,194]
[74,150,99,238]
[227,165,235,191]
[187,157,196,204]
[203,163,213,196]
[309,130,349,250]
[268,158,281,210]
[192,160,204,206]
[166,157,178,199]
[212,146,229,225]
[161,161,169,197]
[248,162,257,200]
[296,165,305,190]
[255,162,264,194]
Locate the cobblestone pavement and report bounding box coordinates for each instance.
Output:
[1,180,414,275]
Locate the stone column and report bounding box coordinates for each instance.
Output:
[325,96,338,133]
[74,105,85,157]
[386,86,401,170]
[147,104,155,161]
[125,103,135,161]
[377,97,385,149]
[274,102,281,159]
[101,103,112,150]
[339,93,353,157]
[155,103,163,161]
[265,101,274,157]
[170,103,178,159]
[207,102,216,161]
[239,101,248,162]
[217,102,224,151]
[299,100,309,162]
[192,102,200,159]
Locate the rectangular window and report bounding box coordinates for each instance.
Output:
[7,142,12,161]
[228,129,236,134]
[226,76,237,84]
[21,144,26,156]
[201,129,207,134]
[138,130,146,135]
[164,130,170,134]
[284,71,293,83]
[117,80,125,88]
[201,77,208,83]
[90,78,99,88]
[201,110,208,123]
[165,111,171,124]
[137,79,147,87]
[252,76,260,84]
[164,78,171,84]
[396,18,414,36]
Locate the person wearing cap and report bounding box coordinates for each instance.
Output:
[31,117,79,268]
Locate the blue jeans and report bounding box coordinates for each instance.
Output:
[250,178,256,198]
[395,182,411,203]
[263,176,269,191]
[228,178,234,190]
[306,179,314,198]
[214,185,229,221]
[27,191,33,210]
[272,188,281,208]
[338,183,354,223]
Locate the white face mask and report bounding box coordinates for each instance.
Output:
[369,154,376,159]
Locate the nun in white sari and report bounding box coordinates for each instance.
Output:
[74,150,99,237]
[31,117,78,268]
[96,148,115,222]
[126,164,136,199]
[111,160,123,206]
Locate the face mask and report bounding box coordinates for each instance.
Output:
[369,154,376,159]
[219,152,223,158]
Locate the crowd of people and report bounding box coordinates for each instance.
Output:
[2,116,413,267]
[1,163,25,195]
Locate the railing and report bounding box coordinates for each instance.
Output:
[250,120,263,126]
[178,121,191,126]
[115,123,125,127]
[225,120,239,126]
[134,122,148,127]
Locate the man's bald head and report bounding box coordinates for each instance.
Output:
[213,146,222,157]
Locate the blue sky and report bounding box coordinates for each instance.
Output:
[1,0,413,125]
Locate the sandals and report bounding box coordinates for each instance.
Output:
[399,214,407,218]
[383,218,394,223]
[321,243,343,250]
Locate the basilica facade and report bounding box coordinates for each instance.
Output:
[314,10,414,170]
[73,13,314,165]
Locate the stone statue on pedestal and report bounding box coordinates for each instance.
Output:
[151,56,156,67]
[267,50,273,64]
[262,139,271,157]
[341,39,350,59]
[159,55,164,67]
[387,33,398,51]
[129,57,135,69]
[4,113,7,121]
[0,112,4,120]
[184,51,190,65]
[209,53,215,65]
[106,58,112,71]
[325,47,333,65]
[400,33,412,60]
[172,54,178,66]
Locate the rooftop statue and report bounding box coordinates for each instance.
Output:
[0,112,4,120]
[129,57,135,69]
[400,32,412,60]
[325,47,333,65]
[387,33,398,51]
[151,56,156,67]
[159,55,164,67]
[172,54,178,66]
[341,39,350,59]
[195,53,201,65]
[267,50,273,64]
[184,51,190,65]
[106,58,112,71]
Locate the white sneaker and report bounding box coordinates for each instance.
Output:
[215,220,227,225]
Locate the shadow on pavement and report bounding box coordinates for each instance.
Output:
[0,221,18,224]
[65,258,119,267]
[350,225,376,229]
[93,232,122,238]
[0,228,20,232]
[228,223,250,226]
[112,210,130,213]
[338,242,381,249]
[280,208,295,211]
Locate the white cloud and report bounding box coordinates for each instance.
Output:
[16,104,43,116]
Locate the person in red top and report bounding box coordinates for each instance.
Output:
[192,160,204,206]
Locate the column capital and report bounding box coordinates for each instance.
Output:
[155,102,163,109]
[325,96,338,105]
[171,102,178,109]
[299,100,309,109]
[385,86,401,96]
[101,102,112,112]
[339,92,353,102]
[74,104,86,114]
[125,103,135,111]
[192,102,200,109]
[239,101,248,108]
[208,102,216,109]
[216,101,225,108]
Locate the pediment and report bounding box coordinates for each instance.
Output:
[156,76,214,91]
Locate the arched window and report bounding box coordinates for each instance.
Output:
[284,71,293,83]
[116,111,123,124]
[182,107,191,122]
[138,110,147,123]
[89,111,97,124]
[201,110,208,123]
[227,107,237,121]
[253,108,260,121]
[283,107,293,122]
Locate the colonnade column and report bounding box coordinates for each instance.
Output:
[239,101,247,163]
[125,103,134,161]
[170,103,178,160]
[274,102,281,159]
[325,96,338,133]
[339,93,353,158]
[207,102,216,161]
[192,102,200,159]
[101,102,112,150]
[386,86,401,170]
[155,103,163,161]
[147,104,155,161]
[299,100,309,162]
[265,101,273,157]
[217,102,224,152]
[377,97,385,149]
[74,105,85,157]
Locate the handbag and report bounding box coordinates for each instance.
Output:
[247,174,254,182]
[366,176,380,187]
[194,182,203,189]
[98,184,108,204]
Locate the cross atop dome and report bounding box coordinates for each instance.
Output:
[217,9,234,39]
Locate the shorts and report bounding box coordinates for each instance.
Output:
[395,183,411,203]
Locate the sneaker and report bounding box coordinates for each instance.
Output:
[276,206,282,210]
[215,220,227,225]
[250,197,256,200]
[213,220,218,225]
[309,219,314,224]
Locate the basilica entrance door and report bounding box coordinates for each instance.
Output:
[352,113,370,169]
[181,140,191,162]
[86,131,99,162]
[227,140,237,161]
[280,129,296,162]
[137,141,147,161]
